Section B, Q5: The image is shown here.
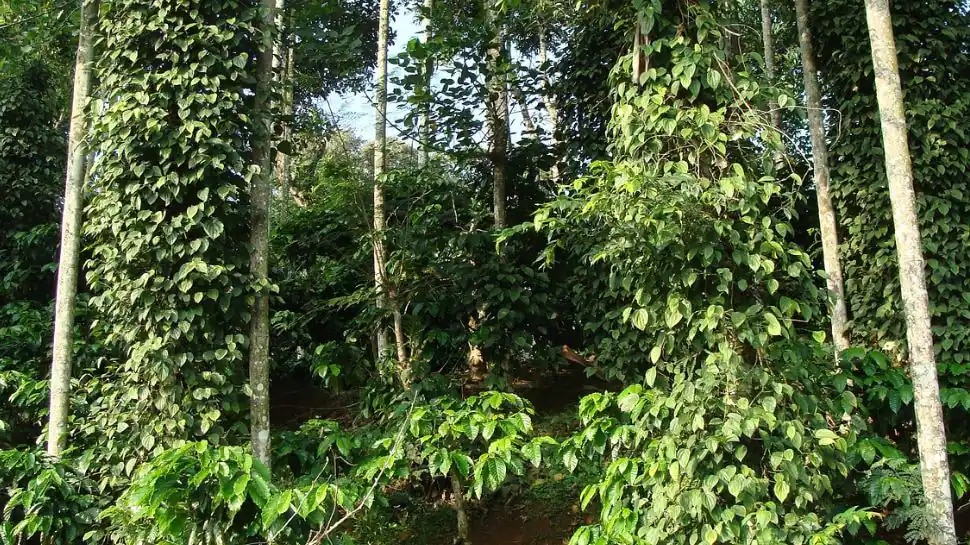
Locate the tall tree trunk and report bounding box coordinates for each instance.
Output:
[511,79,537,137]
[249,0,278,469]
[420,0,434,165]
[373,0,411,387]
[274,4,294,199]
[47,0,98,459]
[760,0,781,133]
[864,1,956,543]
[373,0,391,363]
[538,29,561,183]
[485,4,509,229]
[795,0,850,353]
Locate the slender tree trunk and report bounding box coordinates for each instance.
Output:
[420,0,434,165]
[274,3,294,199]
[511,79,537,137]
[249,0,278,469]
[485,5,509,229]
[760,0,781,133]
[795,0,850,353]
[538,30,561,183]
[373,0,391,361]
[864,2,956,543]
[271,1,286,75]
[276,44,294,197]
[47,0,98,459]
[373,0,411,387]
[450,472,472,545]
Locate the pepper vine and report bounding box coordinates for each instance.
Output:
[812,0,970,449]
[80,0,262,492]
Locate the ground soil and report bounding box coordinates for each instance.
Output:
[465,503,588,545]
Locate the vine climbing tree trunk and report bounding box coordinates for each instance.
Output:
[47,0,98,459]
[273,0,294,200]
[373,0,410,387]
[795,0,850,353]
[760,0,781,134]
[485,3,509,229]
[420,0,434,165]
[864,1,956,543]
[249,0,278,469]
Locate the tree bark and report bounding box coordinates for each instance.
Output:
[451,472,472,545]
[373,0,391,361]
[274,4,294,200]
[795,0,850,353]
[47,0,99,459]
[420,0,434,166]
[373,0,411,387]
[511,79,537,137]
[760,0,781,133]
[864,1,956,543]
[485,5,509,229]
[538,29,561,183]
[249,0,278,469]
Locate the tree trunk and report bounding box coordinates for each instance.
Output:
[450,472,472,545]
[485,5,509,229]
[274,6,294,200]
[538,30,561,183]
[420,0,434,166]
[864,1,956,543]
[511,79,537,137]
[47,0,98,459]
[760,0,781,134]
[373,0,411,387]
[795,0,850,353]
[373,0,391,361]
[249,0,278,469]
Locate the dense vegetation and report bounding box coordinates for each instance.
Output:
[1,0,969,544]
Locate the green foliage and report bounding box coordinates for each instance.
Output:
[860,458,929,545]
[547,0,630,177]
[0,56,67,449]
[838,347,970,543]
[5,1,968,544]
[813,0,970,415]
[389,3,493,159]
[0,303,51,448]
[564,348,872,545]
[381,166,565,376]
[289,0,379,104]
[273,142,574,384]
[79,0,264,490]
[274,418,374,481]
[0,449,99,545]
[103,442,366,545]
[812,6,970,538]
[524,2,881,543]
[367,392,556,499]
[0,0,76,88]
[533,1,819,379]
[0,59,64,303]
